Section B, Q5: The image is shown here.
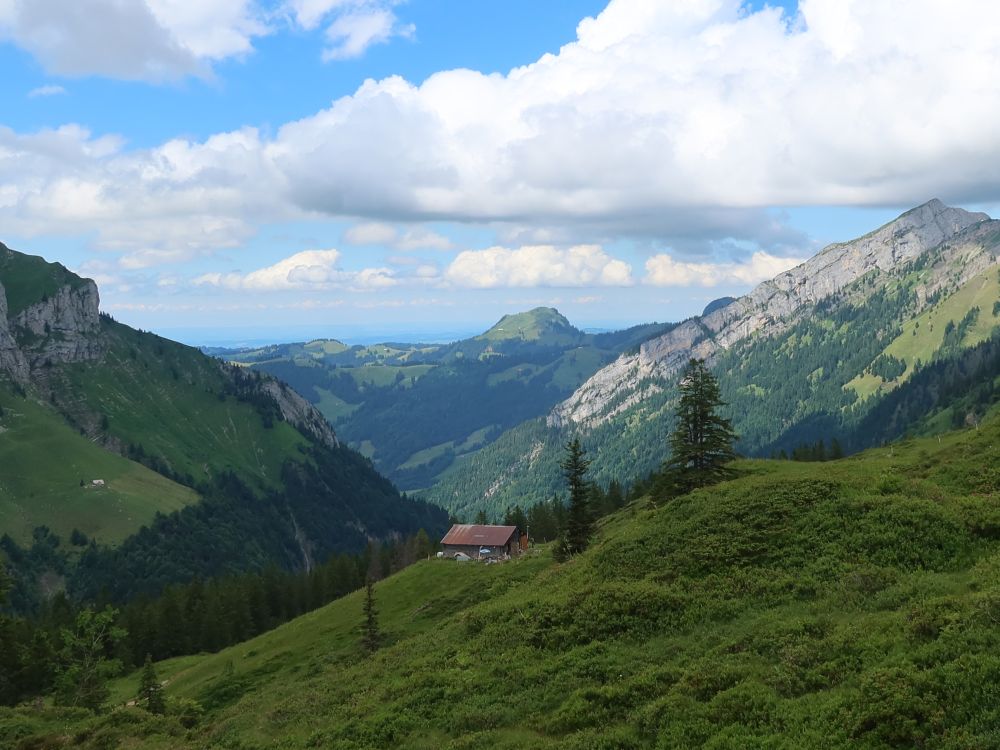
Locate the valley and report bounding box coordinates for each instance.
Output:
[2,3,997,746]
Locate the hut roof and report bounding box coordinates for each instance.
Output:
[441,524,518,547]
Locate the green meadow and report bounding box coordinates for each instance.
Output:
[6,415,1000,748]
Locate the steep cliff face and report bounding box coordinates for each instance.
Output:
[260,378,339,449]
[0,280,30,384]
[550,199,996,429]
[11,279,104,369]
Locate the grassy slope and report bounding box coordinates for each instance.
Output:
[845,267,1000,398]
[478,308,580,343]
[62,320,309,491]
[9,419,1000,748]
[0,244,87,317]
[0,393,198,546]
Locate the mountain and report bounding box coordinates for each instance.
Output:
[213,309,674,492]
[424,200,1000,516]
[0,243,445,608]
[478,307,582,343]
[8,417,1000,747]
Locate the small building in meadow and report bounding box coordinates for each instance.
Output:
[440,524,526,560]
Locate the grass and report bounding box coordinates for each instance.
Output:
[478,308,578,343]
[302,339,349,356]
[8,416,1000,748]
[313,387,360,423]
[0,244,87,317]
[886,267,1000,374]
[61,321,309,491]
[845,268,1000,397]
[399,441,453,470]
[0,393,197,546]
[398,427,497,470]
[344,364,435,388]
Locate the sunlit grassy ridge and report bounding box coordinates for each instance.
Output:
[60,319,310,492]
[0,243,88,317]
[0,392,198,546]
[846,267,1000,398]
[6,418,1000,748]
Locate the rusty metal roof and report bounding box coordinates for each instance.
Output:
[440,524,517,547]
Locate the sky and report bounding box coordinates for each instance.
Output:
[2,0,1000,345]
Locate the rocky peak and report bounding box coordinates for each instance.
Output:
[550,200,996,429]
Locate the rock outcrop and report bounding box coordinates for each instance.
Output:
[12,280,104,369]
[550,199,996,429]
[262,379,340,449]
[0,280,29,384]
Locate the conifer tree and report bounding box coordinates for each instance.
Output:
[663,358,738,493]
[361,580,381,655]
[830,437,844,459]
[561,438,593,554]
[138,654,165,714]
[53,607,125,712]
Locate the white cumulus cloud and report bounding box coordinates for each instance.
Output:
[284,0,413,61]
[445,245,633,289]
[345,222,454,251]
[0,0,268,80]
[4,0,1000,264]
[193,248,399,291]
[644,250,806,287]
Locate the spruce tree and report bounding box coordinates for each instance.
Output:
[830,438,844,460]
[561,438,593,554]
[53,607,125,712]
[663,358,738,494]
[361,580,381,655]
[138,654,165,714]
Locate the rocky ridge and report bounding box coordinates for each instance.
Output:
[550,199,997,429]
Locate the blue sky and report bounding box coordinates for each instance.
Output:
[1,0,998,345]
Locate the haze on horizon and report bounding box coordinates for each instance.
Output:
[2,0,1000,344]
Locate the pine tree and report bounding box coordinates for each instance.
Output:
[663,358,738,494]
[830,438,844,459]
[561,438,593,554]
[138,654,165,714]
[361,580,381,655]
[53,607,125,712]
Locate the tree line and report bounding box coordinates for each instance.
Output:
[0,530,436,708]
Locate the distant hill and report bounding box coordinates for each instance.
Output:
[11,416,1000,747]
[426,200,1000,516]
[477,307,581,343]
[215,308,674,493]
[0,243,445,609]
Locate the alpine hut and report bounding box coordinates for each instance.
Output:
[440,524,526,560]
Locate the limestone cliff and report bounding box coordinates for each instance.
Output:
[0,280,29,385]
[550,199,997,429]
[261,378,340,449]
